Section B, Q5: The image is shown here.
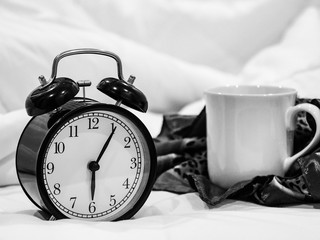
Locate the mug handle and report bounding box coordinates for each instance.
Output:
[284,103,320,172]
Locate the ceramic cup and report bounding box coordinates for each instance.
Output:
[205,85,320,189]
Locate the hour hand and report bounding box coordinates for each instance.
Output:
[90,171,96,201]
[88,161,100,200]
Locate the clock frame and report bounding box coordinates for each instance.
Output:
[16,99,157,221]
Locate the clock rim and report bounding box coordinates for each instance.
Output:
[36,102,157,221]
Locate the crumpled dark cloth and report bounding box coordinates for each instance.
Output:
[153,98,320,207]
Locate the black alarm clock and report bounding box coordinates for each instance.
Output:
[16,48,157,221]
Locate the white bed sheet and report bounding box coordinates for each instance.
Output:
[1,185,320,240]
[1,0,320,239]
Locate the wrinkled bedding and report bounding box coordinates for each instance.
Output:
[1,0,320,239]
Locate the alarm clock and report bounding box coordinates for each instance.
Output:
[16,48,157,221]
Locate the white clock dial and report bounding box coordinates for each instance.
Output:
[42,110,151,220]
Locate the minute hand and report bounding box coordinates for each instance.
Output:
[96,124,117,163]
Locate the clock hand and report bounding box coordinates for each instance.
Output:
[90,170,96,201]
[88,161,100,200]
[88,125,117,200]
[96,124,117,164]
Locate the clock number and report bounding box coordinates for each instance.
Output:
[88,117,99,129]
[54,142,65,154]
[89,202,96,213]
[70,197,77,208]
[124,136,131,148]
[111,122,117,132]
[130,157,137,169]
[122,178,130,189]
[46,162,54,174]
[69,125,78,137]
[109,194,116,207]
[53,183,61,195]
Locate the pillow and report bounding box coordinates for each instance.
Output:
[0,0,236,114]
[240,6,320,98]
[0,109,31,185]
[77,0,309,73]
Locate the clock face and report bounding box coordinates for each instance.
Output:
[39,106,154,220]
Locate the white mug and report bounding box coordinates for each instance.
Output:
[205,85,320,189]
